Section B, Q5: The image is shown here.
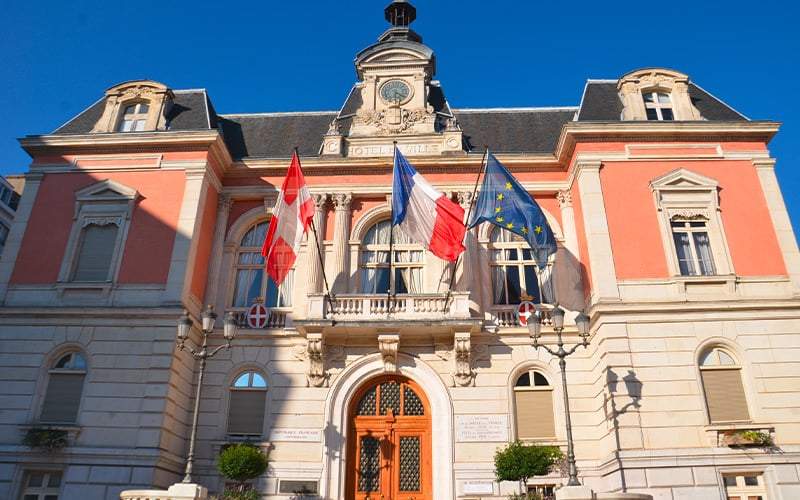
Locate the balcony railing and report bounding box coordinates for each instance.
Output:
[308,292,471,321]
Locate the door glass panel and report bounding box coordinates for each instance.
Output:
[403,385,424,415]
[380,382,400,415]
[399,436,421,492]
[356,387,377,416]
[358,436,381,492]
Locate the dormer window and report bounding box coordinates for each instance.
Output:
[618,68,702,121]
[643,91,674,121]
[118,103,150,131]
[91,80,173,133]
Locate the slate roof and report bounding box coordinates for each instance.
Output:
[453,108,577,154]
[576,80,748,121]
[53,90,215,135]
[47,76,750,160]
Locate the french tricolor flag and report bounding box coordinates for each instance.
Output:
[392,149,466,261]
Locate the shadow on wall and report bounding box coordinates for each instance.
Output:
[605,367,643,493]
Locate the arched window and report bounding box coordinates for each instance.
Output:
[227,371,268,437]
[699,347,750,423]
[513,369,555,439]
[360,220,424,294]
[40,352,87,424]
[118,103,150,131]
[231,221,293,308]
[642,91,674,121]
[489,227,550,304]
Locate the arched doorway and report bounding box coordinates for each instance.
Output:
[346,375,432,500]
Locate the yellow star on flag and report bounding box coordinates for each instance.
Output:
[496,216,504,223]
[535,226,542,234]
[521,227,528,234]
[505,182,512,190]
[497,193,504,201]
[506,222,514,229]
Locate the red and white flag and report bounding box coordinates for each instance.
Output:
[261,152,315,285]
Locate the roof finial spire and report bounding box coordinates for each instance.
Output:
[385,0,416,28]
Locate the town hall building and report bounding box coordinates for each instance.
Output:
[0,2,798,499]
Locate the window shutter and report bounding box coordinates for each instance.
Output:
[40,373,85,423]
[227,390,266,436]
[72,224,119,281]
[515,389,555,439]
[701,369,750,423]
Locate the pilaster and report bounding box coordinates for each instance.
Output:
[0,172,43,303]
[331,193,352,294]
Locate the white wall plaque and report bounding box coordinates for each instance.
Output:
[463,480,494,495]
[270,429,322,442]
[456,415,509,442]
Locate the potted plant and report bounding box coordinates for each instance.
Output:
[724,430,774,448]
[22,427,68,451]
[494,440,563,499]
[216,443,268,499]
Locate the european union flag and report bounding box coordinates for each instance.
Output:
[468,153,556,268]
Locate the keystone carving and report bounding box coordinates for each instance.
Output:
[378,334,400,373]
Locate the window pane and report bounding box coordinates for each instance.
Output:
[673,231,695,275]
[72,354,87,370]
[133,119,146,131]
[515,372,531,387]
[744,476,759,486]
[646,108,658,120]
[643,92,655,103]
[72,223,119,281]
[661,108,674,120]
[523,264,540,302]
[123,105,136,115]
[723,476,737,487]
[693,232,716,275]
[506,266,522,304]
[28,474,44,487]
[47,473,62,487]
[657,92,671,103]
[233,373,251,387]
[138,103,149,113]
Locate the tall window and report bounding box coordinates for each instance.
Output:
[71,222,119,281]
[232,221,293,308]
[643,91,674,120]
[40,353,87,424]
[513,370,555,440]
[671,219,716,276]
[489,228,549,304]
[360,220,424,294]
[699,347,750,423]
[227,371,267,437]
[118,103,149,132]
[20,471,62,500]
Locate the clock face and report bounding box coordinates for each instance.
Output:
[380,80,411,102]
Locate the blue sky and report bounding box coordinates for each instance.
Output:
[3,0,798,242]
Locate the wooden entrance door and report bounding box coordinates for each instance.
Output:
[346,376,431,500]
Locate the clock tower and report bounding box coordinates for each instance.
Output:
[322,0,464,157]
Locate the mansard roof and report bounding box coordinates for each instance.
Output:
[53,89,216,134]
[44,73,751,161]
[576,80,748,121]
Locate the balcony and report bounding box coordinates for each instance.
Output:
[308,291,472,322]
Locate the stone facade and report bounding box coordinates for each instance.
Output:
[1,2,799,500]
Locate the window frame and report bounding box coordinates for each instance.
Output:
[359,219,425,295]
[19,470,63,500]
[650,168,733,278]
[56,179,138,293]
[227,371,268,438]
[642,90,675,121]
[698,346,751,424]
[488,227,552,304]
[512,368,556,441]
[39,352,87,425]
[117,102,150,132]
[230,219,295,310]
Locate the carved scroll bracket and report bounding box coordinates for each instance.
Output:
[378,334,400,373]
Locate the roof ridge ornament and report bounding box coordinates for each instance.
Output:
[385,0,416,27]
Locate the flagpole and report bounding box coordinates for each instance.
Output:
[388,142,398,304]
[294,147,336,320]
[442,147,489,304]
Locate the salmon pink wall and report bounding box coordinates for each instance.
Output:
[601,160,785,279]
[12,170,186,284]
[190,188,219,301]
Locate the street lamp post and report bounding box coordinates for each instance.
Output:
[527,306,590,487]
[176,305,238,484]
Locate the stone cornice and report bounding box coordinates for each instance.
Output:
[19,130,233,173]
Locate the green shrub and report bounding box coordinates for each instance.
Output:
[494,440,563,494]
[216,444,268,496]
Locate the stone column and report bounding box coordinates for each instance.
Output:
[307,193,328,293]
[575,160,620,302]
[206,197,234,311]
[331,193,352,293]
